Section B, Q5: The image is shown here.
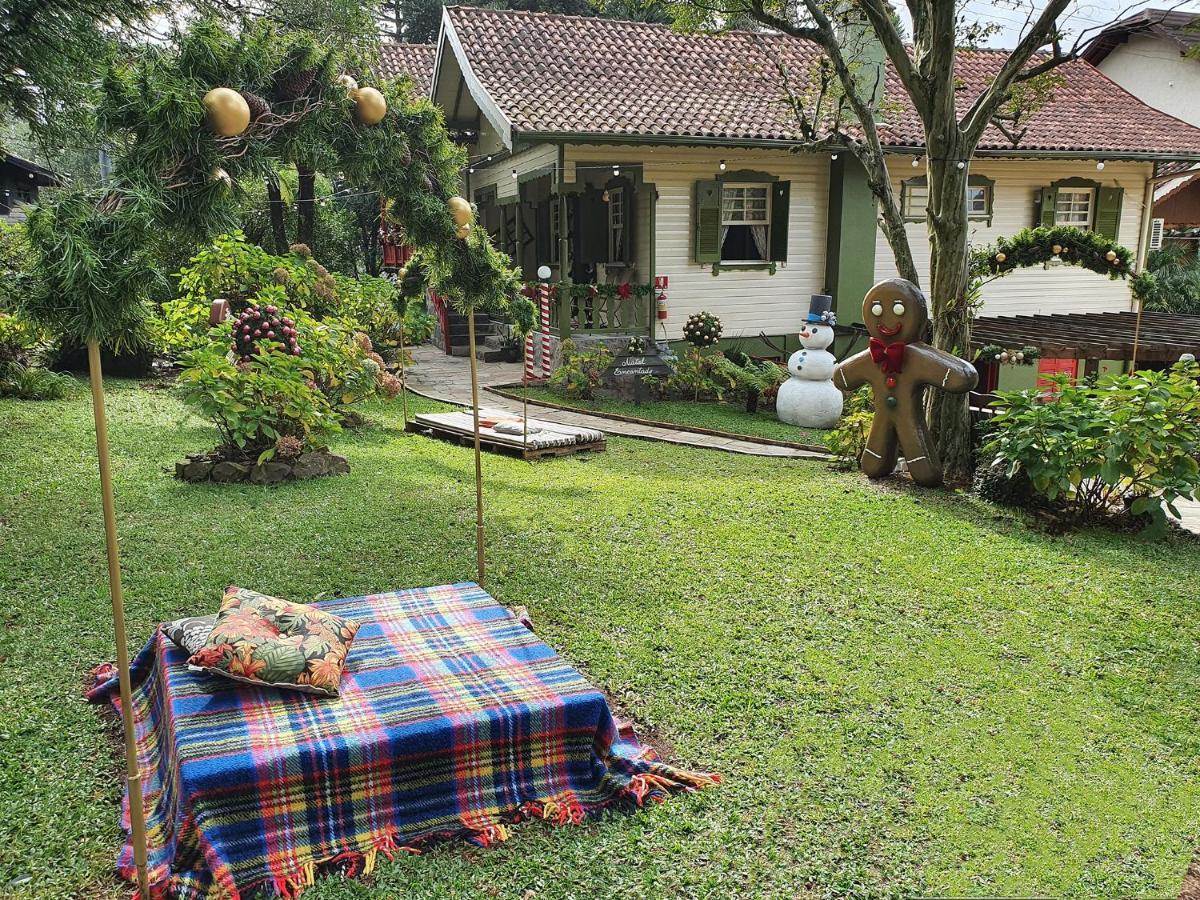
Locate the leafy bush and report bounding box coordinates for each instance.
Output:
[827,386,873,470]
[668,347,739,401]
[402,304,435,345]
[0,362,73,401]
[177,344,341,461]
[334,273,402,351]
[549,339,612,400]
[1132,244,1200,315]
[981,362,1200,531]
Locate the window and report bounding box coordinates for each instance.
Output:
[1054,188,1093,226]
[608,186,626,262]
[902,175,992,222]
[720,184,771,262]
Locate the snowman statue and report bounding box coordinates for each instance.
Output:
[776,294,843,429]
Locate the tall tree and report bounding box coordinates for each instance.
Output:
[671,0,1143,480]
[0,0,157,146]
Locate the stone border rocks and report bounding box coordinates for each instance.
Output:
[175,450,350,485]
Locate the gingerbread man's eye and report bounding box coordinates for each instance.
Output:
[870,302,884,317]
[892,302,906,316]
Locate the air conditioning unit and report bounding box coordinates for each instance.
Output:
[1149,217,1165,251]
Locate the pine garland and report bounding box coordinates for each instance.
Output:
[21,16,520,347]
[973,226,1133,282]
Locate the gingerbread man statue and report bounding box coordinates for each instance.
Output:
[833,278,978,487]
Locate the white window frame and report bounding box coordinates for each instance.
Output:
[903,179,991,222]
[607,185,626,263]
[966,184,989,216]
[1054,188,1094,227]
[719,182,771,263]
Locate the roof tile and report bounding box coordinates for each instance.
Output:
[444,5,1200,156]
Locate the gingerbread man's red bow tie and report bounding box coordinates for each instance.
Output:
[869,337,906,374]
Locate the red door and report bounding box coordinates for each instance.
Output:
[1037,357,1078,392]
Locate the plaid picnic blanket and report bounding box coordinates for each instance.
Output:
[89,583,718,899]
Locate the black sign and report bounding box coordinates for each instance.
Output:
[607,353,674,380]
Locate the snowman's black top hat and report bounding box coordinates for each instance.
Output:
[806,294,836,325]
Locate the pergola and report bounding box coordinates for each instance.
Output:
[972,310,1199,369]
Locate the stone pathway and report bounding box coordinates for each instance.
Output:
[402,345,827,459]
[1172,498,1200,536]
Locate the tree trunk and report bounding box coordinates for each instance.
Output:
[267,175,288,255]
[297,166,316,251]
[924,145,975,481]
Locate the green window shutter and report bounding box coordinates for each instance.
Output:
[576,189,607,264]
[534,201,551,267]
[1038,186,1057,227]
[770,180,791,263]
[694,179,721,264]
[1094,186,1123,240]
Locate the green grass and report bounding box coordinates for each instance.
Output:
[2,380,1200,899]
[515,385,830,447]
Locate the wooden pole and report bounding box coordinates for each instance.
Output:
[398,322,409,426]
[466,314,486,585]
[1131,296,1145,371]
[86,340,151,898]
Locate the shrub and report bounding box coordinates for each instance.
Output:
[177,343,341,461]
[334,273,402,351]
[402,305,435,345]
[981,362,1200,532]
[827,387,873,470]
[682,310,722,348]
[1132,244,1200,315]
[0,362,73,400]
[549,339,612,400]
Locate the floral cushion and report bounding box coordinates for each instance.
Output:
[187,587,359,697]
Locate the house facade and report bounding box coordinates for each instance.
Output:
[1083,10,1200,239]
[1,154,59,223]
[386,7,1200,384]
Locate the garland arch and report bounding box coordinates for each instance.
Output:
[21,17,531,349]
[972,225,1134,285]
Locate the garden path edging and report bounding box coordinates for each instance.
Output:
[484,384,830,455]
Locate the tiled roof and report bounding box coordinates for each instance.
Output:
[444,5,1200,156]
[379,42,436,97]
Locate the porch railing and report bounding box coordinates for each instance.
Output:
[525,282,654,340]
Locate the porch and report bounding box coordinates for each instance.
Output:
[472,159,658,348]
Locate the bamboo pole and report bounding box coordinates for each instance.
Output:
[466,314,486,585]
[398,323,409,426]
[1131,296,1145,371]
[86,340,151,898]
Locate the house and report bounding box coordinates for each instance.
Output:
[1,154,59,222]
[1083,9,1200,243]
[387,7,1200,386]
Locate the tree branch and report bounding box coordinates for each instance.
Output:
[855,0,929,120]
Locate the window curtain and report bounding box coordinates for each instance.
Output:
[720,225,730,252]
[749,225,768,260]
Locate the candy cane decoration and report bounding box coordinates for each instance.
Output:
[524,327,535,381]
[539,283,552,379]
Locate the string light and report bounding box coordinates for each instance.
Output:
[1096,161,1106,170]
[956,160,966,170]
[612,165,620,177]
[511,168,517,179]
[831,153,838,161]
[911,156,920,167]
[719,159,727,170]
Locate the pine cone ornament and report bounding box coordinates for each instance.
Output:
[239,91,271,122]
[272,66,318,102]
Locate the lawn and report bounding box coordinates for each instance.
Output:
[2,380,1200,899]
[511,384,830,448]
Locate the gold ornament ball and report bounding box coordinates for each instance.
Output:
[209,166,233,190]
[337,74,359,93]
[1105,250,1118,262]
[203,87,251,137]
[397,266,408,281]
[995,252,1006,263]
[352,87,387,125]
[1052,244,1063,255]
[447,196,474,227]
[455,222,472,240]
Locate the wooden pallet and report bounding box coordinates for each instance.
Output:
[405,420,607,461]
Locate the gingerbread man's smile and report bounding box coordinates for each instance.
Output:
[877,323,902,337]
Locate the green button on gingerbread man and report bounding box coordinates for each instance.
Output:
[833,278,978,487]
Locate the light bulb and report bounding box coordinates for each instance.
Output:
[831,153,838,161]
[469,166,475,174]
[719,159,727,170]
[911,156,920,167]
[613,166,620,177]
[1096,161,1106,170]
[956,161,966,170]
[511,168,517,179]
